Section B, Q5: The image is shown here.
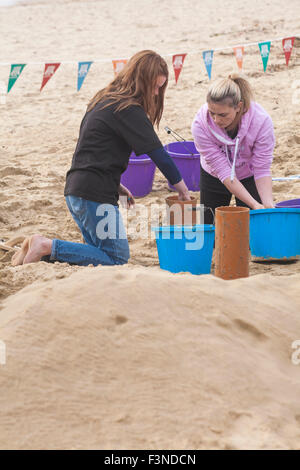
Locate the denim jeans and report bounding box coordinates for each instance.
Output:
[48,195,130,266]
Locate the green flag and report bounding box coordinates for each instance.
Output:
[7,64,26,93]
[258,42,271,72]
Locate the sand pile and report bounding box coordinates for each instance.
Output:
[0,266,300,450]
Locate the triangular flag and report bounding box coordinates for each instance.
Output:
[7,64,26,93]
[112,59,127,76]
[282,37,295,66]
[202,50,214,80]
[172,54,187,84]
[233,46,244,70]
[77,61,93,91]
[258,41,271,72]
[40,63,61,91]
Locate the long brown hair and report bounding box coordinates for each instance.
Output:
[87,50,169,126]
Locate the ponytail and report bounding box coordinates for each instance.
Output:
[207,74,254,112]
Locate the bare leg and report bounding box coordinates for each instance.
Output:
[23,234,53,264]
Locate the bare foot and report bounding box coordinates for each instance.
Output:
[23,234,52,264]
[11,237,30,266]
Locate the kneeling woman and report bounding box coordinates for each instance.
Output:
[192,74,275,224]
[15,50,190,266]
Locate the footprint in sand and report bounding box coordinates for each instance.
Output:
[233,318,268,341]
[47,147,59,154]
[114,315,128,325]
[286,135,300,146]
[0,167,30,178]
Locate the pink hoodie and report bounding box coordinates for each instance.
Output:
[191,101,275,183]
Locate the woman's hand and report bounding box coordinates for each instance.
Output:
[262,201,275,208]
[178,191,191,201]
[118,183,135,209]
[173,179,191,201]
[252,200,275,210]
[252,202,265,210]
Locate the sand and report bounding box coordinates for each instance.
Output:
[0,0,300,450]
[1,267,300,450]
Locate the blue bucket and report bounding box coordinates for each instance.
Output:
[250,208,300,259]
[151,224,215,275]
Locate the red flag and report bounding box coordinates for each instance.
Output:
[112,59,127,76]
[282,37,295,66]
[172,54,187,84]
[233,46,244,70]
[40,63,61,91]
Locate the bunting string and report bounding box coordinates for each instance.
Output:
[0,32,298,93]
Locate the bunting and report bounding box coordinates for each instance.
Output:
[233,46,244,70]
[202,50,214,80]
[258,41,271,72]
[7,63,26,93]
[77,61,93,91]
[172,54,187,84]
[1,33,298,94]
[282,37,295,66]
[112,59,127,76]
[40,63,61,91]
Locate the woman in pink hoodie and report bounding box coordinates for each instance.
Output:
[192,74,275,223]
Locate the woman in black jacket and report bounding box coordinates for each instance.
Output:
[14,50,190,266]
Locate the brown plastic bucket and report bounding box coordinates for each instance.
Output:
[214,206,250,280]
[165,195,197,226]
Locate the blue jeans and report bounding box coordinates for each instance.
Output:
[49,195,130,266]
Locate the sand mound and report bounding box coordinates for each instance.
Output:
[0,266,300,450]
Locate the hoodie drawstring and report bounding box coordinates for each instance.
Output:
[208,125,240,182]
[230,137,240,182]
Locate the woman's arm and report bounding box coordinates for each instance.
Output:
[254,176,274,208]
[251,116,275,207]
[223,177,264,209]
[147,147,191,200]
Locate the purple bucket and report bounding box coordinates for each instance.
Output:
[121,152,156,198]
[164,141,200,192]
[275,198,300,208]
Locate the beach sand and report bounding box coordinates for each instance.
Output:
[0,0,300,449]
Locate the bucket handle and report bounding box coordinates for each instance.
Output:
[187,205,215,225]
[164,126,195,156]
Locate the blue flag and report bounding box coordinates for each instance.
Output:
[202,50,214,80]
[77,61,93,91]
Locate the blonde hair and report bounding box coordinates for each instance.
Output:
[87,50,168,126]
[207,74,254,113]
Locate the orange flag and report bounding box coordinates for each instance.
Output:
[112,59,127,76]
[233,46,244,70]
[40,63,61,91]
